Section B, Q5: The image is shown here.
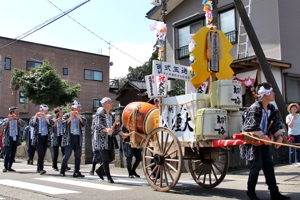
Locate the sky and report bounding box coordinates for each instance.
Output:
[0,0,157,79]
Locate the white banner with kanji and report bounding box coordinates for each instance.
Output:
[145,74,168,98]
[152,60,193,81]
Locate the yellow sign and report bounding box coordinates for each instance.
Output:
[191,27,234,89]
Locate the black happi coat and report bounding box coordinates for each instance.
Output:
[92,108,120,150]
[61,113,87,147]
[30,116,53,147]
[240,101,285,160]
[0,118,25,147]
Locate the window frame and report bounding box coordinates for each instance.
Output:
[218,7,237,44]
[63,68,68,75]
[173,3,237,60]
[93,99,101,112]
[19,91,25,104]
[284,73,300,104]
[26,61,42,71]
[5,57,11,70]
[84,69,103,81]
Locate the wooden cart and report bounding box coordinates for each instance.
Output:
[123,89,243,192]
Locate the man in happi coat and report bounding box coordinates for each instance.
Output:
[93,97,125,183]
[22,125,36,165]
[240,82,290,200]
[1,107,24,172]
[30,104,53,175]
[60,100,86,178]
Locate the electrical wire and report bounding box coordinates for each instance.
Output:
[0,0,90,50]
[47,0,144,65]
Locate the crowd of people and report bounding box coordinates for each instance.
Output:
[0,97,142,184]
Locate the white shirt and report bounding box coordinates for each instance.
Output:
[286,113,300,135]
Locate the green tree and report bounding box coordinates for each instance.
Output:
[10,59,81,108]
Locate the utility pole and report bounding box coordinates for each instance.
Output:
[233,0,288,120]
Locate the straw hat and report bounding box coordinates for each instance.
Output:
[287,103,299,113]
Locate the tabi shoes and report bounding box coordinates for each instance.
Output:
[107,177,114,183]
[8,168,16,172]
[95,168,104,180]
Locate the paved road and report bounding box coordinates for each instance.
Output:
[0,158,299,200]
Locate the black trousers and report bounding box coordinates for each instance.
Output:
[51,135,62,168]
[4,137,18,169]
[27,138,36,161]
[61,135,82,172]
[99,149,115,178]
[36,135,48,171]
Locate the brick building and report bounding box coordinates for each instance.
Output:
[0,36,118,123]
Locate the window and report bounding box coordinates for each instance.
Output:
[176,21,204,59]
[219,9,236,43]
[5,57,11,70]
[285,75,300,104]
[26,61,42,71]
[19,91,25,104]
[93,99,101,112]
[85,70,103,81]
[63,68,68,75]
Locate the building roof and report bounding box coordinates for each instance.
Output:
[0,36,109,58]
[231,55,291,74]
[117,79,146,94]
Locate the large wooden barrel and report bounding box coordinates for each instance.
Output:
[122,102,159,135]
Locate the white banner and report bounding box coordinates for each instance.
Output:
[152,60,193,81]
[145,74,168,98]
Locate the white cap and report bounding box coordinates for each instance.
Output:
[40,104,49,111]
[100,97,111,104]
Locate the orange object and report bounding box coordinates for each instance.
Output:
[122,102,159,135]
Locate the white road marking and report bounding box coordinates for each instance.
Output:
[0,196,5,199]
[35,177,131,191]
[0,179,79,194]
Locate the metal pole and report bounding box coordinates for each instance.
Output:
[233,0,288,120]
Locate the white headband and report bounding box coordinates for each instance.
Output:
[71,100,79,108]
[40,105,49,111]
[257,86,273,98]
[100,97,111,104]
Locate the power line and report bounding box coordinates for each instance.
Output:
[0,0,90,50]
[47,0,144,65]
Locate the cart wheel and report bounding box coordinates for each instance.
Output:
[188,147,229,189]
[142,127,182,192]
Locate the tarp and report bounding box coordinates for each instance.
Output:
[233,69,257,86]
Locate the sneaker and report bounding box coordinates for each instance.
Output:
[290,163,300,167]
[2,168,7,172]
[89,170,94,176]
[8,168,16,172]
[40,170,46,175]
[66,167,71,171]
[52,167,59,171]
[60,171,65,177]
[73,172,85,178]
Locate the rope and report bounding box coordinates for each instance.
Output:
[242,132,300,148]
[125,105,146,149]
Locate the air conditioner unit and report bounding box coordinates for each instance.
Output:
[150,0,162,6]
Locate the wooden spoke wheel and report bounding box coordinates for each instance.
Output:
[188,147,229,189]
[142,127,182,192]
